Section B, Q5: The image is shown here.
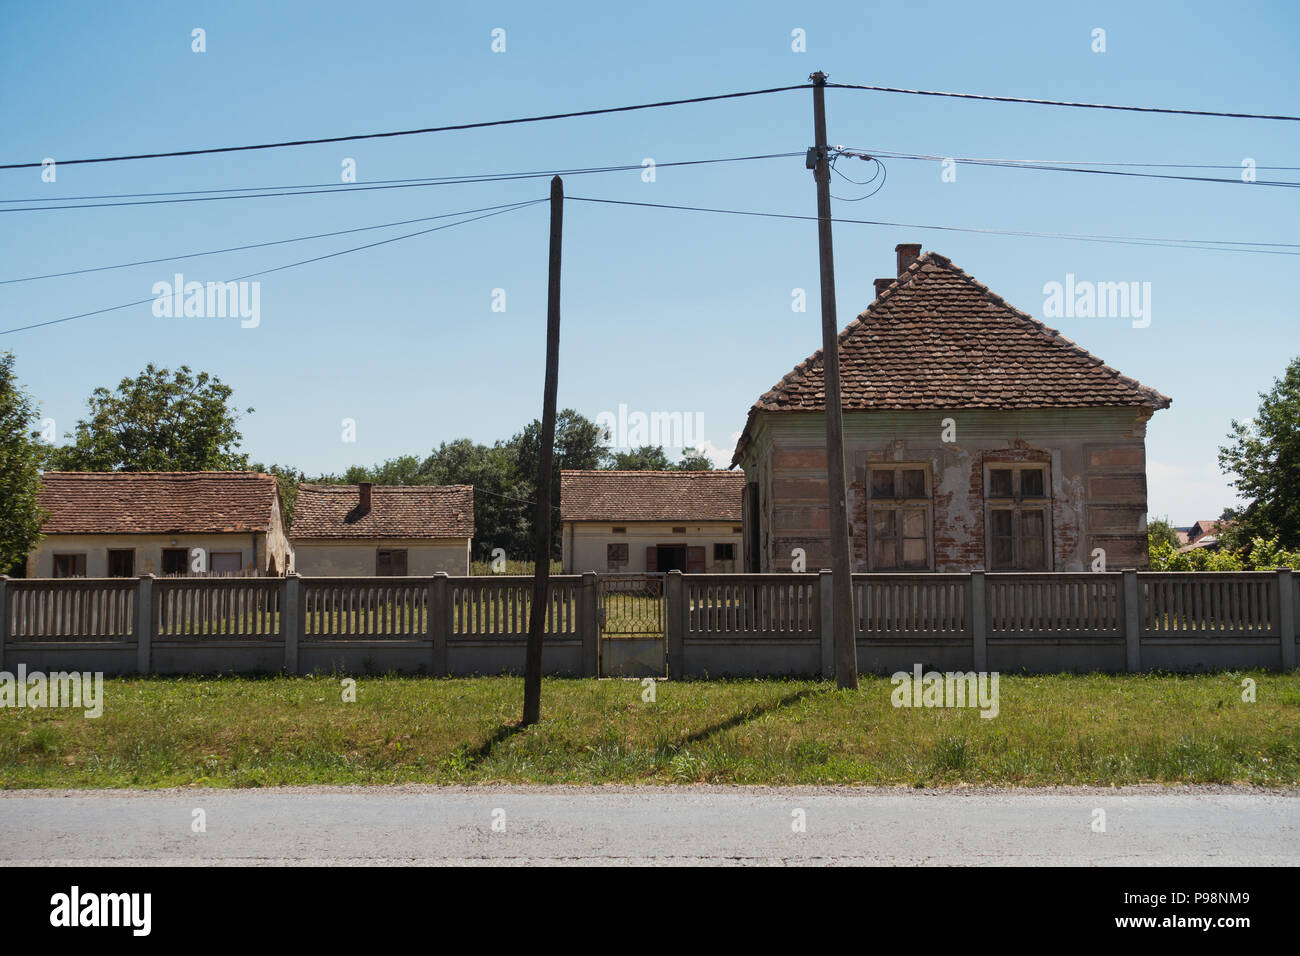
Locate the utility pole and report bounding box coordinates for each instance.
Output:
[522,175,563,726]
[808,71,858,690]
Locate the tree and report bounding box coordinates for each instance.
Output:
[422,439,532,561]
[609,445,672,470]
[1219,356,1300,549]
[1146,516,1181,551]
[0,353,47,573]
[49,364,252,472]
[512,409,608,558]
[249,463,307,526]
[676,447,714,471]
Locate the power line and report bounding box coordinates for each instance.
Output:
[0,199,545,335]
[0,153,803,212]
[567,195,1300,255]
[847,148,1300,188]
[828,82,1300,121]
[0,200,541,284]
[0,87,810,170]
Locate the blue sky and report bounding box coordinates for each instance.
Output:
[2,0,1296,525]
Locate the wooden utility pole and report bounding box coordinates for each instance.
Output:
[522,175,563,726]
[808,72,859,690]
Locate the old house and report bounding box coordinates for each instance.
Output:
[732,244,1172,573]
[30,471,292,577]
[290,482,473,575]
[560,470,745,573]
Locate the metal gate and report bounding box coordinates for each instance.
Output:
[597,573,666,677]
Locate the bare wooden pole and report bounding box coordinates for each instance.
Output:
[522,175,563,726]
[809,72,859,690]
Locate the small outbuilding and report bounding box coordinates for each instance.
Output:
[560,470,745,573]
[29,471,292,577]
[290,482,473,576]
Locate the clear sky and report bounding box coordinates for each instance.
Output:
[2,0,1296,526]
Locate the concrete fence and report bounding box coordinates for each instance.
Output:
[0,569,1295,677]
[0,573,597,678]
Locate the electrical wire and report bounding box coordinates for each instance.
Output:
[0,87,811,170]
[844,148,1300,188]
[0,153,804,212]
[827,82,1300,121]
[566,195,1300,255]
[0,199,545,335]
[0,200,543,284]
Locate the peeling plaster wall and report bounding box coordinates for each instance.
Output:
[739,408,1153,572]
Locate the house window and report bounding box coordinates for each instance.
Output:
[53,553,87,578]
[210,552,242,575]
[606,542,629,570]
[161,548,189,576]
[376,548,408,576]
[985,464,1051,570]
[107,549,135,577]
[867,465,931,570]
[671,527,686,534]
[612,527,626,534]
[714,543,735,562]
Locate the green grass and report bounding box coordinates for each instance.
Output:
[2,672,1297,789]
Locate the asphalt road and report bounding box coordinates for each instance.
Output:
[2,785,1296,865]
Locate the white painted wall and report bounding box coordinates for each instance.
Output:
[28,534,262,577]
[561,521,743,573]
[292,538,471,576]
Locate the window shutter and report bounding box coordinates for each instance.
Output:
[686,546,706,573]
[645,546,658,572]
[392,550,408,576]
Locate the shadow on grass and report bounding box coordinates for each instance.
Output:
[676,688,824,748]
[459,722,531,768]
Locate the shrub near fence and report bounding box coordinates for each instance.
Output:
[0,569,1295,677]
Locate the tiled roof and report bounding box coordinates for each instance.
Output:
[291,485,474,539]
[37,471,281,535]
[561,470,744,522]
[735,252,1171,464]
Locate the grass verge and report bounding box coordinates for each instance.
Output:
[1,672,1296,788]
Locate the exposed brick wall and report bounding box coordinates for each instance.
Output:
[751,417,1152,573]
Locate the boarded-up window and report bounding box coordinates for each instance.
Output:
[211,552,242,575]
[376,548,408,576]
[53,553,87,578]
[606,542,629,570]
[867,465,931,570]
[985,464,1051,570]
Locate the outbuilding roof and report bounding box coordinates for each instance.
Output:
[561,470,744,523]
[291,484,474,539]
[37,471,281,535]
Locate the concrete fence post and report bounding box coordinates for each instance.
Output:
[431,573,450,677]
[580,572,599,677]
[283,573,300,675]
[0,576,8,671]
[1278,568,1296,671]
[818,570,834,679]
[1123,568,1142,673]
[136,574,155,675]
[666,570,684,680]
[970,571,987,672]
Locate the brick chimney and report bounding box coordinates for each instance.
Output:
[874,277,893,298]
[895,242,922,277]
[358,481,372,513]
